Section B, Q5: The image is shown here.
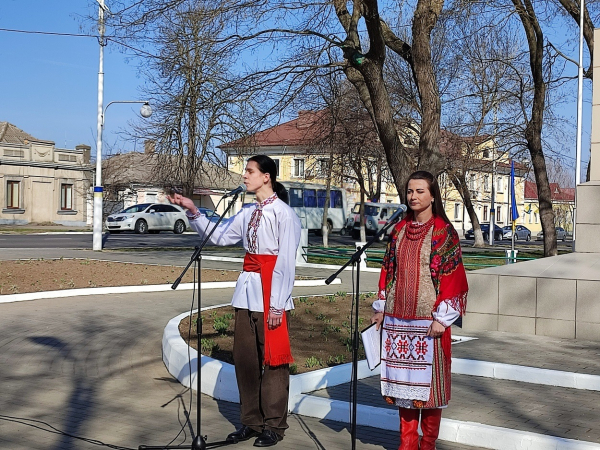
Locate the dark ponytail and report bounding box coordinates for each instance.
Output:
[248,154,290,204]
[274,181,289,204]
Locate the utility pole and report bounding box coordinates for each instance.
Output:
[93,0,107,251]
[489,100,498,245]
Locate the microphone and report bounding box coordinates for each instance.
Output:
[387,204,408,223]
[224,184,247,197]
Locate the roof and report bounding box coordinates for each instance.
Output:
[221,110,332,150]
[220,111,526,175]
[524,180,575,202]
[102,152,241,191]
[0,121,53,145]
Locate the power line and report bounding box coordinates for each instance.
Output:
[0,27,103,38]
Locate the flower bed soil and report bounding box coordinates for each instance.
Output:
[179,292,375,374]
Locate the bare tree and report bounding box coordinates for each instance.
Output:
[125,4,251,197]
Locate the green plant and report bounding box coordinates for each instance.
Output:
[327,355,346,365]
[200,338,218,355]
[327,295,336,303]
[340,336,353,352]
[335,291,347,297]
[289,363,298,375]
[305,356,322,368]
[213,315,231,335]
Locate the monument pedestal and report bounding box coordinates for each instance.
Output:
[574,181,600,253]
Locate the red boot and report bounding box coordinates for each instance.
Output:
[420,408,442,450]
[398,408,420,450]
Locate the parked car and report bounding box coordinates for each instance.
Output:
[502,225,532,241]
[465,223,504,241]
[537,227,567,241]
[345,202,405,241]
[105,203,189,234]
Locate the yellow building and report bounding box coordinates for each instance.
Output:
[221,110,527,237]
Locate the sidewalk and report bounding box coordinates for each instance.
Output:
[1,249,599,449]
[0,284,481,449]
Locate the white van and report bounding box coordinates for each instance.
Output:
[345,202,405,240]
[281,181,348,234]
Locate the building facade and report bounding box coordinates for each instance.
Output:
[0,122,93,226]
[524,180,575,234]
[221,111,533,237]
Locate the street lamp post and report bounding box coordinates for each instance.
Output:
[93,0,107,251]
[92,101,153,250]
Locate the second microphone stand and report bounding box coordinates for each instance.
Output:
[324,215,402,450]
[139,193,240,450]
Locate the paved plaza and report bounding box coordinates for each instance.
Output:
[0,248,599,449]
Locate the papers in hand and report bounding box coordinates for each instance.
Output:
[361,322,382,370]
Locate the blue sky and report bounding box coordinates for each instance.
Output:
[0,0,146,153]
[0,1,592,182]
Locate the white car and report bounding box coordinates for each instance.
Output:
[105,203,189,234]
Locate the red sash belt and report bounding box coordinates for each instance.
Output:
[243,252,293,367]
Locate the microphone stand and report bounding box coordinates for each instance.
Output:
[324,214,402,450]
[139,193,240,450]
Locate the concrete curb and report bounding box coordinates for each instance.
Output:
[200,255,382,273]
[0,277,340,304]
[452,358,600,391]
[162,310,600,450]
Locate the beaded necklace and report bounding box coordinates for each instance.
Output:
[405,216,435,241]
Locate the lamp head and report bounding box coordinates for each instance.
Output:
[140,103,152,118]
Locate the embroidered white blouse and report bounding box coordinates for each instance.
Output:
[188,195,302,312]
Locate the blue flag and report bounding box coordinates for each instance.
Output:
[510,161,519,223]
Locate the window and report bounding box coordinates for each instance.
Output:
[7,180,20,209]
[468,174,475,190]
[304,189,316,207]
[484,175,490,192]
[273,158,280,177]
[482,149,490,158]
[497,206,502,222]
[484,206,489,222]
[497,176,503,192]
[289,188,303,207]
[330,190,343,208]
[317,189,327,208]
[316,159,329,178]
[293,158,305,178]
[60,184,73,210]
[454,203,460,220]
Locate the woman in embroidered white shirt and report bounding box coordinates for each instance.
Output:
[168,155,301,448]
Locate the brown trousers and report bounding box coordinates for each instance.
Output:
[233,309,290,437]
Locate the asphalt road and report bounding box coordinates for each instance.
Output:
[0,229,570,251]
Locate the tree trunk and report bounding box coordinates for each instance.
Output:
[451,172,485,247]
[412,0,445,175]
[321,153,334,248]
[512,0,557,256]
[360,189,366,243]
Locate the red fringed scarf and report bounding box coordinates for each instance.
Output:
[243,252,293,367]
[378,213,468,358]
